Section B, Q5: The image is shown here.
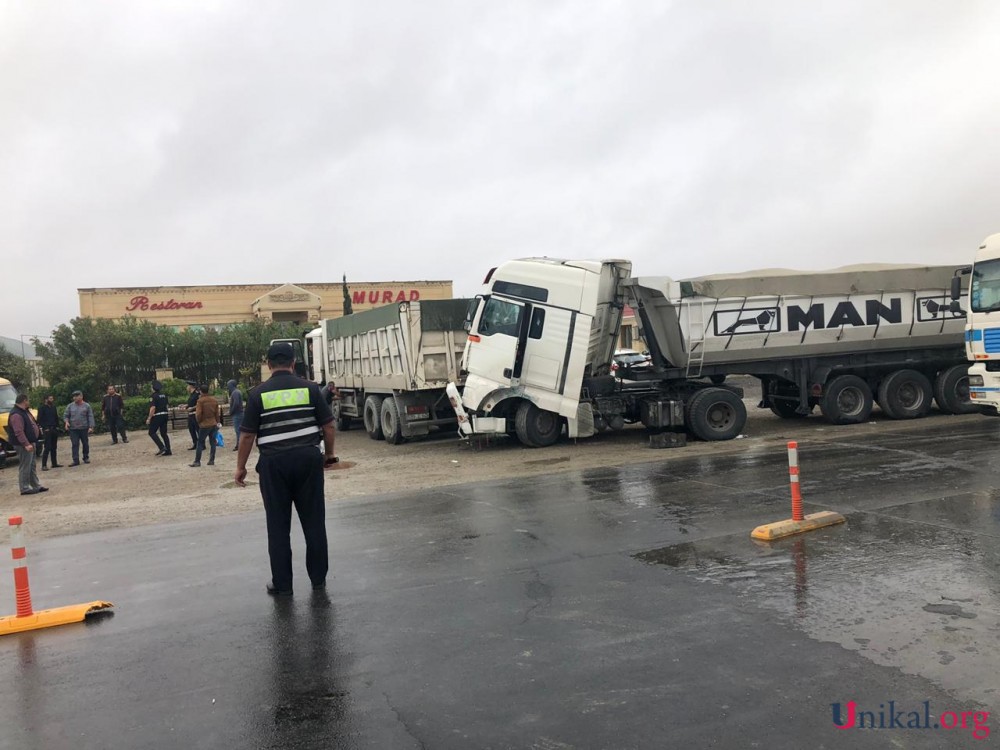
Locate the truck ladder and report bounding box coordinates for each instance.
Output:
[685,298,708,378]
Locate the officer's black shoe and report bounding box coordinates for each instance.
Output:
[122,437,129,443]
[37,487,49,492]
[162,451,172,456]
[188,445,197,450]
[189,462,201,467]
[51,463,63,468]
[311,581,326,590]
[42,466,49,471]
[266,582,293,596]
[69,462,80,467]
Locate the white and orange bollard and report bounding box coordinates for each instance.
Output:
[1,516,113,636]
[751,441,846,541]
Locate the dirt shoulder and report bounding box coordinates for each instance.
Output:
[0,384,981,540]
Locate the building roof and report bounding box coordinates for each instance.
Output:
[0,335,38,359]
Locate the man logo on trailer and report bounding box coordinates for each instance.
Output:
[713,296,962,337]
[714,308,780,336]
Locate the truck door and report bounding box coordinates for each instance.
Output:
[467,296,526,384]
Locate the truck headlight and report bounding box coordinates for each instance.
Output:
[969,374,985,386]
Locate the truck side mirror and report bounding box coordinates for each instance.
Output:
[950,276,962,301]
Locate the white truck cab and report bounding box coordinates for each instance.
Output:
[961,233,1000,414]
[459,259,631,445]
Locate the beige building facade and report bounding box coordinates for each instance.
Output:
[78,280,454,329]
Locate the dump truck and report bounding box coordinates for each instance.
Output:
[448,258,972,447]
[272,299,472,444]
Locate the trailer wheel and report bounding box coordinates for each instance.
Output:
[768,398,811,419]
[687,388,746,441]
[934,365,977,415]
[380,398,405,445]
[820,375,873,424]
[878,369,932,420]
[514,401,561,448]
[363,395,385,440]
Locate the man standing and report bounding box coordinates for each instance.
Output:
[235,342,337,596]
[190,384,220,467]
[226,379,243,451]
[146,380,172,456]
[37,393,62,470]
[101,385,128,444]
[184,380,200,451]
[8,394,48,496]
[63,390,95,466]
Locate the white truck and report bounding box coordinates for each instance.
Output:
[449,258,973,447]
[952,232,1000,415]
[276,299,472,444]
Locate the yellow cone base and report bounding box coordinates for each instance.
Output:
[0,601,114,635]
[751,511,845,541]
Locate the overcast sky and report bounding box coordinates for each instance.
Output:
[3,1,1000,340]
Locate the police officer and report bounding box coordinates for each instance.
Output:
[146,380,172,456]
[235,342,337,596]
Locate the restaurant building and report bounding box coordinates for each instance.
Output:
[78,280,454,330]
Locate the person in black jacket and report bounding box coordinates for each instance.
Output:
[184,380,200,450]
[145,380,172,456]
[101,385,128,444]
[37,393,62,470]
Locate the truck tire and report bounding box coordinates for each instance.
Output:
[363,395,385,440]
[686,388,746,441]
[380,398,405,445]
[878,369,932,420]
[934,365,977,415]
[768,398,811,419]
[514,401,562,448]
[820,375,873,424]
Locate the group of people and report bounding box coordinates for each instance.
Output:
[145,378,244,467]
[6,386,126,495]
[9,342,338,598]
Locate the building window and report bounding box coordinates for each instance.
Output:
[620,325,633,349]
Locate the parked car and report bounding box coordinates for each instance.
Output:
[611,349,651,376]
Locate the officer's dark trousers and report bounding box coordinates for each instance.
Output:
[257,447,327,591]
[188,415,200,449]
[148,415,171,453]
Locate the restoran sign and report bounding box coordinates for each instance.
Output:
[126,295,203,312]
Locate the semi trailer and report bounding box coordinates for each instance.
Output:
[449,258,973,447]
[273,299,472,444]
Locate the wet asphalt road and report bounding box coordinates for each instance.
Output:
[1,414,999,749]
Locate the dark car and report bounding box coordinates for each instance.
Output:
[611,350,651,376]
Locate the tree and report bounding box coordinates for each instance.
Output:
[0,346,32,390]
[342,274,353,316]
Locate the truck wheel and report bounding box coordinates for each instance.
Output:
[934,365,977,415]
[768,398,811,419]
[878,369,932,420]
[514,401,562,448]
[687,388,746,441]
[380,398,405,445]
[820,375,873,424]
[363,395,385,440]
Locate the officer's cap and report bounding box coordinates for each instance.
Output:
[266,342,295,363]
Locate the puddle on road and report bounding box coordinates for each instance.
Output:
[635,501,1000,706]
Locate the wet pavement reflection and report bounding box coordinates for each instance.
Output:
[1,415,999,747]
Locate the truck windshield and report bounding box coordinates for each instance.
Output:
[0,384,16,413]
[971,259,1000,312]
[477,297,523,337]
